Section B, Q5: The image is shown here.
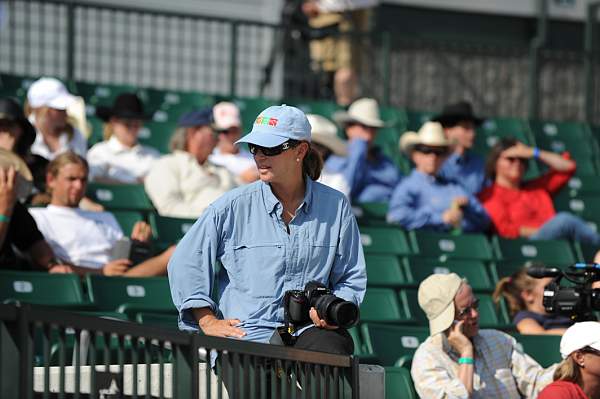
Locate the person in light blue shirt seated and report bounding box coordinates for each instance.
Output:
[434,101,488,196]
[387,122,490,233]
[168,104,367,356]
[326,98,401,203]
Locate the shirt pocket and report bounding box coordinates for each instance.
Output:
[305,241,337,278]
[227,242,285,298]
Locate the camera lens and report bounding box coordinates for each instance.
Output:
[314,295,359,329]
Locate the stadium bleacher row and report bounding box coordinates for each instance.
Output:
[2,72,598,398]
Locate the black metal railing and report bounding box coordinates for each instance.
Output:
[0,0,599,123]
[0,303,359,398]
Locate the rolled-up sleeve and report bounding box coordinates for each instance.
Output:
[167,206,222,332]
[510,337,556,398]
[331,204,367,306]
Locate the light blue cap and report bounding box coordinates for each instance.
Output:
[235,104,311,148]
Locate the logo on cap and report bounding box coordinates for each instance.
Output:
[255,116,278,127]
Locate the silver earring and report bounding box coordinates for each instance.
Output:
[296,158,300,162]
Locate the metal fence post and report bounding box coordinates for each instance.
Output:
[584,2,600,123]
[230,21,239,98]
[173,334,200,399]
[381,31,391,106]
[17,304,33,399]
[0,307,19,399]
[66,0,76,82]
[528,0,548,120]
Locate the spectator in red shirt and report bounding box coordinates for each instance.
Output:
[479,138,600,246]
[538,322,600,399]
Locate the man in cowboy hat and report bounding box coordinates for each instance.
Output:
[87,93,160,183]
[306,113,350,197]
[386,121,489,233]
[411,273,556,398]
[328,97,401,203]
[433,100,488,195]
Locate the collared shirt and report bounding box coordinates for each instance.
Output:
[29,115,87,161]
[209,148,256,177]
[439,151,488,195]
[144,150,237,219]
[30,205,123,269]
[411,330,556,399]
[168,178,367,344]
[87,136,160,183]
[325,139,401,203]
[386,169,490,232]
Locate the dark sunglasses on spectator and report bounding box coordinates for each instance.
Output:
[248,139,300,157]
[415,145,448,156]
[456,298,480,319]
[502,156,527,164]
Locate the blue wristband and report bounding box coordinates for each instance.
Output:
[533,147,540,159]
[0,214,10,223]
[458,357,474,365]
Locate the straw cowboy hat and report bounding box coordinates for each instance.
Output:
[333,98,385,128]
[399,121,450,155]
[306,114,347,156]
[0,148,33,201]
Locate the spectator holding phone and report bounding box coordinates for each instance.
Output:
[538,322,600,399]
[411,273,556,398]
[387,122,489,233]
[29,152,173,276]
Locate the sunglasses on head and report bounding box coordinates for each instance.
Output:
[415,145,448,156]
[248,139,300,157]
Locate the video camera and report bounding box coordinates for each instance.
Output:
[527,263,600,322]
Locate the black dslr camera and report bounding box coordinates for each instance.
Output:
[528,263,600,322]
[283,281,360,330]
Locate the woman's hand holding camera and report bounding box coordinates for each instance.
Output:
[309,307,338,330]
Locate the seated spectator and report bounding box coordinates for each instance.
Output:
[87,93,159,183]
[538,322,600,399]
[0,149,71,272]
[387,122,489,232]
[306,113,350,196]
[411,273,556,398]
[25,77,87,160]
[209,101,258,183]
[479,138,600,246]
[145,108,236,218]
[434,100,488,195]
[30,152,173,277]
[493,265,572,335]
[327,98,401,202]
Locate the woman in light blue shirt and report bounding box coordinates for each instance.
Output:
[168,105,367,354]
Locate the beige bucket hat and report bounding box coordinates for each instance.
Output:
[0,149,33,201]
[333,98,385,128]
[306,114,347,156]
[418,273,464,336]
[399,121,450,155]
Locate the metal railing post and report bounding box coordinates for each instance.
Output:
[0,306,20,399]
[173,334,200,399]
[584,2,600,123]
[66,0,76,82]
[528,0,548,120]
[230,21,239,98]
[381,31,391,106]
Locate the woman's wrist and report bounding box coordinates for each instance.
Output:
[0,213,10,223]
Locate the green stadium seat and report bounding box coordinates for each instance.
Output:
[140,88,214,114]
[384,367,418,399]
[565,175,600,196]
[0,74,38,100]
[138,121,177,153]
[135,312,178,330]
[0,271,89,308]
[409,231,494,261]
[573,241,599,263]
[554,194,600,221]
[86,116,104,147]
[361,323,428,367]
[474,117,532,157]
[149,213,196,244]
[85,275,175,319]
[365,254,406,287]
[529,120,591,141]
[360,226,411,255]
[402,257,494,292]
[512,334,562,367]
[86,183,154,211]
[401,289,428,326]
[352,202,389,223]
[405,110,434,132]
[535,134,597,158]
[111,210,144,236]
[360,288,408,323]
[489,260,534,282]
[493,237,577,266]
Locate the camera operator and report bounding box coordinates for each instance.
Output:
[538,322,600,399]
[168,105,366,356]
[411,273,556,398]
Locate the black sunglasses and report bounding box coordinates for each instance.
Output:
[248,140,300,157]
[415,145,448,156]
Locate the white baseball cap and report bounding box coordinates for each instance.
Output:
[560,321,600,359]
[27,77,76,110]
[213,102,241,130]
